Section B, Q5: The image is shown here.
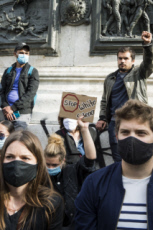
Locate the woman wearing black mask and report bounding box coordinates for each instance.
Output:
[0,130,63,230]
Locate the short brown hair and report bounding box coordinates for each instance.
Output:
[115,99,153,134]
[117,47,135,60]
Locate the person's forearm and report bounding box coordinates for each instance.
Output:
[141,43,153,78]
[81,128,96,160]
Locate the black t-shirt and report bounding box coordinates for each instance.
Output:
[5,195,63,230]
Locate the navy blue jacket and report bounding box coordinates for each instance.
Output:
[75,162,153,230]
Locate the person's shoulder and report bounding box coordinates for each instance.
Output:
[77,163,121,202]
[105,70,118,80]
[50,193,63,209]
[26,63,39,75]
[40,192,63,214]
[56,129,62,135]
[126,65,139,76]
[85,162,120,186]
[62,163,76,178]
[56,128,66,137]
[4,63,16,73]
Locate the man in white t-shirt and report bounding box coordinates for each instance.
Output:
[75,99,153,230]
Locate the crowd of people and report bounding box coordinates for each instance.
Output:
[0,30,153,229]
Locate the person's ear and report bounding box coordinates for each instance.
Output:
[14,52,17,58]
[116,134,118,141]
[61,158,65,167]
[132,59,135,64]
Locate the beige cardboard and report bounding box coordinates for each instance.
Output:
[59,92,97,122]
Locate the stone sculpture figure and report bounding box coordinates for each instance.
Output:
[102,0,113,31]
[16,25,43,38]
[128,0,153,37]
[13,0,31,6]
[102,0,121,36]
[3,11,29,33]
[146,0,153,33]
[120,0,130,35]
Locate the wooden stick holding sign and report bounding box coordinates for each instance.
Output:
[59,92,97,122]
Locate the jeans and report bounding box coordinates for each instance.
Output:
[108,120,121,162]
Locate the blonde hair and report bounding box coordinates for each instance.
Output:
[44,134,66,162]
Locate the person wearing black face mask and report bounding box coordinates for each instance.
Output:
[75,99,153,230]
[0,130,63,230]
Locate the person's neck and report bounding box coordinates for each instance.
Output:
[69,130,80,141]
[5,184,27,214]
[16,62,25,68]
[9,183,27,200]
[122,157,153,179]
[119,71,127,73]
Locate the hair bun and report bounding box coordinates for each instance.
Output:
[48,133,64,145]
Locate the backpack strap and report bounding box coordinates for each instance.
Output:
[28,66,34,75]
[6,66,13,74]
[7,66,33,75]
[28,66,37,105]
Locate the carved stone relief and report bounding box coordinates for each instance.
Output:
[60,0,91,26]
[101,0,153,38]
[0,0,59,56]
[91,0,153,55]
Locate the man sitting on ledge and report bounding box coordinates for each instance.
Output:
[1,42,39,130]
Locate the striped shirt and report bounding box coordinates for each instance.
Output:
[117,175,150,230]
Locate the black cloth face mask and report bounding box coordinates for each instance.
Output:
[3,160,38,187]
[117,136,153,165]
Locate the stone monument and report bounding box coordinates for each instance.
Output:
[91,0,153,55]
[0,0,59,55]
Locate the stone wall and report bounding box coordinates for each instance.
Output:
[0,25,153,148]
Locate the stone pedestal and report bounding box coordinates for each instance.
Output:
[0,25,153,149]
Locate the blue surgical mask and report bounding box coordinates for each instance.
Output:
[0,135,7,150]
[47,166,61,176]
[17,54,29,65]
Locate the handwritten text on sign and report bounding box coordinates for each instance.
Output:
[59,92,97,122]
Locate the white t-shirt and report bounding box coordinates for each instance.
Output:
[117,175,151,230]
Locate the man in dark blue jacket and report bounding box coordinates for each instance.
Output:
[75,99,153,230]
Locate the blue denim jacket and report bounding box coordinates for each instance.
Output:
[75,162,153,230]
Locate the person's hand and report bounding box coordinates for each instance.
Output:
[77,116,89,130]
[2,106,16,121]
[96,120,107,131]
[141,31,152,44]
[5,113,16,121]
[2,106,14,115]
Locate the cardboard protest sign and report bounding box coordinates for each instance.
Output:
[59,92,97,122]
